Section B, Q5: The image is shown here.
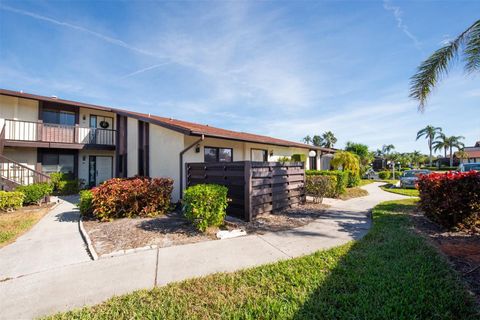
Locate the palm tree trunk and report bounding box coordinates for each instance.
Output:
[449,146,453,167]
[429,138,432,166]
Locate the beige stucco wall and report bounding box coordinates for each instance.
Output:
[149,124,185,202]
[78,150,115,184]
[78,107,116,144]
[0,95,39,140]
[127,117,138,176]
[2,147,37,170]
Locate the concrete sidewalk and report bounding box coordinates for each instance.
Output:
[0,182,409,319]
[0,196,91,280]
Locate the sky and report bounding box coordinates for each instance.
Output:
[0,0,479,154]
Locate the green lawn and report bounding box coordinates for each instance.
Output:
[46,199,478,319]
[380,186,420,197]
[0,208,49,247]
[358,179,375,187]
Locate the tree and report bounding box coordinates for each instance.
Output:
[330,151,360,174]
[456,149,469,163]
[302,135,312,145]
[382,144,395,155]
[321,131,337,148]
[410,20,480,110]
[345,142,374,173]
[445,135,465,166]
[410,150,423,168]
[416,126,442,166]
[312,135,324,147]
[432,133,449,158]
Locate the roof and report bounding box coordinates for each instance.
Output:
[0,88,334,152]
[465,150,480,158]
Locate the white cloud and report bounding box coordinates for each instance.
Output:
[383,0,422,50]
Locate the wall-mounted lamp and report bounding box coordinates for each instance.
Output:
[195,144,201,153]
[308,150,317,157]
[269,150,274,157]
[82,115,86,121]
[82,156,86,161]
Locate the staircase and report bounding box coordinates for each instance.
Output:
[0,124,50,190]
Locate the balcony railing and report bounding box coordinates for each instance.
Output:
[4,119,116,146]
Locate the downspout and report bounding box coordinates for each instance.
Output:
[179,134,204,199]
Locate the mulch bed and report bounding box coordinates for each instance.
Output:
[82,202,329,256]
[411,210,480,305]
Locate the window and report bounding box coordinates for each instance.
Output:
[41,153,75,177]
[204,147,233,163]
[309,156,317,170]
[42,110,75,126]
[251,149,268,162]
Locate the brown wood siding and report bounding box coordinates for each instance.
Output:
[186,161,305,221]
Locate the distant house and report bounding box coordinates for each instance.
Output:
[463,141,480,163]
[0,89,335,200]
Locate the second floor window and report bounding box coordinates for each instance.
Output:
[204,147,233,163]
[42,110,75,126]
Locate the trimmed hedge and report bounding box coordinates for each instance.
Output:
[418,171,480,231]
[0,191,24,211]
[16,183,53,205]
[306,170,348,197]
[91,177,173,221]
[305,175,334,203]
[346,170,360,187]
[183,184,228,232]
[78,190,93,216]
[378,171,391,180]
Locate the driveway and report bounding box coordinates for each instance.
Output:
[0,196,91,280]
[0,182,410,319]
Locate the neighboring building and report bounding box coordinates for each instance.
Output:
[463,141,480,163]
[0,89,334,201]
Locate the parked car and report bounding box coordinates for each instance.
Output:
[458,162,480,172]
[363,168,378,180]
[399,169,430,189]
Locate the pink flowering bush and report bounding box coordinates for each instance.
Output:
[417,171,480,231]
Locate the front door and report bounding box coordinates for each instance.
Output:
[88,156,113,186]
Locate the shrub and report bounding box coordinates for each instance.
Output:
[378,171,391,180]
[277,156,291,163]
[78,190,93,216]
[346,170,361,187]
[291,154,307,162]
[16,183,53,205]
[305,176,334,203]
[418,171,480,231]
[183,184,229,232]
[50,172,81,195]
[331,151,360,174]
[306,170,348,197]
[0,191,24,211]
[91,177,173,221]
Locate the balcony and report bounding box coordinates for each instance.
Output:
[2,119,116,149]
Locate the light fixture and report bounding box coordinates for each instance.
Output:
[269,150,274,157]
[195,144,200,153]
[82,115,86,121]
[308,150,316,157]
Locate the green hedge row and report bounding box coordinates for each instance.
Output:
[306,170,348,196]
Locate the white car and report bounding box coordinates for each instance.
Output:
[458,163,480,172]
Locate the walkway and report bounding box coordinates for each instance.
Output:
[0,183,409,319]
[0,196,91,280]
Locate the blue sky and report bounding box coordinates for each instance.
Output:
[0,0,479,154]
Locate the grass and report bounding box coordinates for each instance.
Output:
[0,207,49,247]
[358,179,374,187]
[380,185,420,197]
[46,198,478,320]
[338,187,369,200]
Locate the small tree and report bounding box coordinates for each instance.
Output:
[331,151,360,174]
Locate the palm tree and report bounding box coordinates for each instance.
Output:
[411,150,423,168]
[381,144,395,155]
[302,135,312,145]
[445,135,465,166]
[321,131,337,148]
[416,126,442,166]
[456,149,469,163]
[432,133,449,158]
[312,135,324,147]
[410,20,480,110]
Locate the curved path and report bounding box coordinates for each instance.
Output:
[0,182,409,319]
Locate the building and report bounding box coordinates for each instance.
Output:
[463,141,480,163]
[0,89,334,201]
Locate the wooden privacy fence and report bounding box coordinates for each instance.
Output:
[186,161,306,221]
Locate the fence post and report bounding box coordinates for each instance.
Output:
[301,162,306,204]
[244,161,252,222]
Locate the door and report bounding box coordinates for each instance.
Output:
[88,156,113,186]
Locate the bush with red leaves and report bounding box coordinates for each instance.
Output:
[91,177,173,221]
[417,171,480,232]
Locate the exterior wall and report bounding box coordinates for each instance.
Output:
[148,124,185,202]
[78,107,116,144]
[2,147,37,170]
[0,95,39,140]
[78,150,116,184]
[320,153,334,170]
[127,117,138,176]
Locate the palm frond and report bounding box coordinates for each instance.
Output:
[410,20,480,111]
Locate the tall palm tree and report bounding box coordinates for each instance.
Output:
[416,126,442,166]
[410,20,480,110]
[381,144,395,155]
[445,135,465,166]
[321,131,337,148]
[312,135,324,147]
[432,133,449,158]
[302,135,312,145]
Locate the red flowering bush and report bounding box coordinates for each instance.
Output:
[417,171,480,231]
[90,177,173,221]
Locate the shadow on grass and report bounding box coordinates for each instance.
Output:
[293,201,478,319]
